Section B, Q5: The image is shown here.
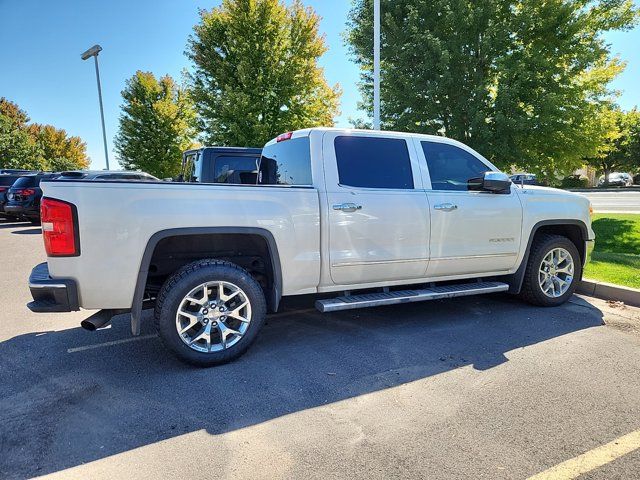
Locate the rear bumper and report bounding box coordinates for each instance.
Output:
[5,203,39,218]
[27,262,79,313]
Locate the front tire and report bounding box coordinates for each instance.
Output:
[155,259,267,367]
[520,234,581,307]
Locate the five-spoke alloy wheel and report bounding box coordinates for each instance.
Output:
[155,260,267,367]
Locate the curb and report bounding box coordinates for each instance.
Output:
[568,187,640,192]
[577,278,640,308]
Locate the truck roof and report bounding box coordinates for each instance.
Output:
[184,146,262,155]
[264,127,474,149]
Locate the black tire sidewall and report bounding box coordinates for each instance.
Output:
[525,236,582,307]
[156,262,267,367]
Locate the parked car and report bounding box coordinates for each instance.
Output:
[3,173,59,224]
[0,173,28,219]
[509,173,538,185]
[182,147,262,184]
[55,170,159,181]
[634,173,640,185]
[27,128,594,367]
[598,172,633,187]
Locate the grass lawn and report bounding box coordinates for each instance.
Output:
[583,213,640,289]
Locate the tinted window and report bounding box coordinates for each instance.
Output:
[334,136,413,189]
[422,142,489,191]
[12,176,36,188]
[214,156,259,184]
[259,137,312,186]
[0,175,20,186]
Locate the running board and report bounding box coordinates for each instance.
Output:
[315,281,509,313]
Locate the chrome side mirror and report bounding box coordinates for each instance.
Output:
[482,172,512,193]
[469,172,512,193]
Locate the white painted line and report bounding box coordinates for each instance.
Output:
[67,334,158,353]
[527,429,640,480]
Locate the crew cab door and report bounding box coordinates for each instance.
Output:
[414,138,523,277]
[323,131,430,285]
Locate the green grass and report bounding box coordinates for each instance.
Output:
[583,214,640,289]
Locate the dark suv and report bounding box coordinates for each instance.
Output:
[4,173,58,224]
[0,174,27,219]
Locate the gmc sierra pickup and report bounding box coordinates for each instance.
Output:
[28,128,595,366]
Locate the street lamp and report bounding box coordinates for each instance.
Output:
[373,0,381,130]
[81,44,110,170]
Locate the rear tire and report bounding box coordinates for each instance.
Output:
[520,234,581,307]
[154,259,267,367]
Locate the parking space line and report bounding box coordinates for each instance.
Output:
[67,334,158,353]
[527,429,640,479]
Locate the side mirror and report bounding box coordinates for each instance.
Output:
[482,171,512,193]
[469,172,512,193]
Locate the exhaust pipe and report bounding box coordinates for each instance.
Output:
[81,310,114,331]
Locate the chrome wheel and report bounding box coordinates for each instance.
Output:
[538,247,574,298]
[175,281,252,353]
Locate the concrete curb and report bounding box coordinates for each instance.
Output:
[577,278,640,308]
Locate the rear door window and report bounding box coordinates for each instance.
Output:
[334,136,413,189]
[422,142,489,191]
[259,137,312,186]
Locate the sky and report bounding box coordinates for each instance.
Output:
[0,0,639,170]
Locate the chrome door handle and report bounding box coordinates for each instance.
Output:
[434,203,458,212]
[333,203,362,212]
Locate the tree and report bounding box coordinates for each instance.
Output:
[187,0,341,147]
[347,0,638,179]
[0,98,89,171]
[28,124,89,171]
[0,98,46,170]
[114,71,197,179]
[585,106,640,182]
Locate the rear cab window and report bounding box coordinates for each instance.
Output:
[214,156,259,184]
[259,136,312,186]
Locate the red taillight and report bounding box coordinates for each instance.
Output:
[41,198,79,257]
[276,131,293,142]
[0,187,6,192]
[17,188,36,195]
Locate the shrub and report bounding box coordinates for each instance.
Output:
[560,175,589,188]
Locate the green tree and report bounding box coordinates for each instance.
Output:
[347,0,638,179]
[0,98,45,170]
[114,71,197,179]
[585,106,640,183]
[187,0,341,147]
[28,123,89,171]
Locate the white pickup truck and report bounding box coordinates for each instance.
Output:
[28,128,595,366]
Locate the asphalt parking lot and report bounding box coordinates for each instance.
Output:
[1,217,639,480]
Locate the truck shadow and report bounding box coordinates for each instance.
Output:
[0,294,604,478]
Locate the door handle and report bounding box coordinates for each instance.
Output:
[434,203,458,212]
[333,203,362,212]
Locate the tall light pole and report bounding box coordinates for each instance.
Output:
[81,44,110,170]
[373,0,381,130]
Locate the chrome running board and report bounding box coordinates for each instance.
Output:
[315,281,509,313]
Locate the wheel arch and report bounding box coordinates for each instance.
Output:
[130,227,283,335]
[504,219,589,294]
